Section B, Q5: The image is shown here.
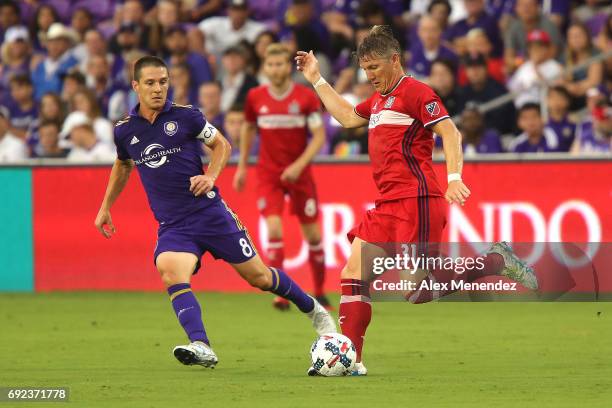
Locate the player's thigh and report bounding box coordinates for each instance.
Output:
[156,251,199,286]
[257,177,285,219]
[265,215,283,239]
[229,254,272,289]
[299,221,321,244]
[287,177,319,223]
[342,237,389,281]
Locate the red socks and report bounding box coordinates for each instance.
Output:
[267,238,284,269]
[339,279,371,362]
[309,242,326,297]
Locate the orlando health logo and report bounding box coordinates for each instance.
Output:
[135,143,181,168]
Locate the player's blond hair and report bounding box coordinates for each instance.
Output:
[264,43,292,62]
[356,25,402,61]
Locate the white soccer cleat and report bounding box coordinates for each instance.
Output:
[307,297,337,335]
[350,362,368,376]
[173,341,218,368]
[488,242,538,290]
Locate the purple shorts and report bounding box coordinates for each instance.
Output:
[153,198,257,273]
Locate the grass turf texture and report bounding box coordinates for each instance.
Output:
[1,293,611,407]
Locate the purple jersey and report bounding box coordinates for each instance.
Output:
[114,100,219,225]
[546,117,575,152]
[409,42,458,78]
[575,120,611,153]
[446,12,503,57]
[510,127,561,153]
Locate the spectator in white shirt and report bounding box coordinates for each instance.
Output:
[0,106,28,162]
[67,123,115,162]
[507,29,563,108]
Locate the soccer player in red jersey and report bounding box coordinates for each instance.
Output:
[233,43,331,310]
[296,26,538,375]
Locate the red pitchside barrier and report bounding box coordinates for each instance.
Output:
[33,162,611,292]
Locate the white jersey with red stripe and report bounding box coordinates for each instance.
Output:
[355,75,448,203]
[245,82,321,174]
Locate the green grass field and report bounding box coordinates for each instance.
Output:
[1,293,611,407]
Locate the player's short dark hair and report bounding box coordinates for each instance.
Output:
[39,119,61,131]
[356,25,402,61]
[9,73,32,86]
[518,103,541,116]
[548,85,571,102]
[133,56,168,82]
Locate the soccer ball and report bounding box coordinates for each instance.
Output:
[309,333,356,376]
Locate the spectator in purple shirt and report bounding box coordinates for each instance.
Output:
[0,26,34,102]
[460,104,503,154]
[546,86,576,152]
[446,0,503,57]
[70,7,93,40]
[510,103,560,153]
[409,15,457,79]
[109,0,152,55]
[5,74,37,139]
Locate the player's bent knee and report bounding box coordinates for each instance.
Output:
[341,263,361,280]
[249,269,273,290]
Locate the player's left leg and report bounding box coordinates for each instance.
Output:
[299,222,330,309]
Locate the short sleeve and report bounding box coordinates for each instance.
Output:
[413,83,450,128]
[244,89,257,123]
[113,127,130,161]
[355,93,375,119]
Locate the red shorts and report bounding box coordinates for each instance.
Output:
[348,196,447,244]
[256,168,319,223]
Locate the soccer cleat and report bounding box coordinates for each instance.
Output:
[272,296,291,311]
[307,297,337,335]
[488,242,538,290]
[173,341,218,368]
[307,366,320,376]
[350,362,368,376]
[315,294,334,311]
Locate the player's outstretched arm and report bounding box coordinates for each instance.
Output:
[95,158,135,238]
[190,131,231,197]
[295,50,368,129]
[432,118,471,206]
[233,121,257,191]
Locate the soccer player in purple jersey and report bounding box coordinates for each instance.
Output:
[94,56,335,368]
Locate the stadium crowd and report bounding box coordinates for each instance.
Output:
[0,0,610,162]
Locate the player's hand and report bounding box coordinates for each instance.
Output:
[233,167,247,192]
[95,209,116,239]
[280,163,303,183]
[190,174,215,197]
[295,50,321,85]
[445,181,471,206]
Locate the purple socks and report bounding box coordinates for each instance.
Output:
[268,267,315,313]
[167,283,209,345]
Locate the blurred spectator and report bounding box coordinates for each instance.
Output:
[76,29,119,77]
[5,74,37,138]
[446,0,502,57]
[571,88,612,154]
[409,15,457,78]
[0,0,20,42]
[333,25,370,95]
[168,63,194,106]
[70,89,113,145]
[223,103,246,158]
[282,0,331,53]
[60,70,86,112]
[457,28,505,86]
[198,81,225,133]
[0,105,27,162]
[356,0,404,48]
[504,0,562,73]
[86,54,123,118]
[509,103,560,153]
[595,14,611,53]
[560,22,604,110]
[219,46,259,112]
[112,24,147,88]
[66,123,115,162]
[31,23,80,100]
[572,0,612,38]
[198,0,266,60]
[459,53,516,134]
[427,0,453,40]
[253,31,278,84]
[109,0,152,54]
[0,26,34,101]
[29,4,60,52]
[459,105,503,154]
[164,25,213,97]
[148,0,182,55]
[185,0,223,23]
[32,119,67,158]
[429,58,462,117]
[108,49,146,121]
[546,86,575,152]
[507,30,563,108]
[409,0,467,25]
[70,7,93,40]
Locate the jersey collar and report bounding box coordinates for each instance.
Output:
[381,75,407,97]
[129,99,173,118]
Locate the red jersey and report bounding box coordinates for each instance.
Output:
[355,76,448,202]
[244,83,321,174]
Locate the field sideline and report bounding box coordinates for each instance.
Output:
[1,293,610,407]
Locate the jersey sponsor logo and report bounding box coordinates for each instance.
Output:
[134,143,181,168]
[257,114,306,129]
[130,136,140,145]
[425,101,440,116]
[164,121,178,136]
[384,96,395,109]
[288,101,300,114]
[368,110,415,129]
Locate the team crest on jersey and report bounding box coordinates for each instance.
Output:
[384,96,395,109]
[288,101,300,114]
[164,121,178,136]
[425,101,440,116]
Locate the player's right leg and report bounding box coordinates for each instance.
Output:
[265,215,290,310]
[230,254,336,335]
[156,251,218,368]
